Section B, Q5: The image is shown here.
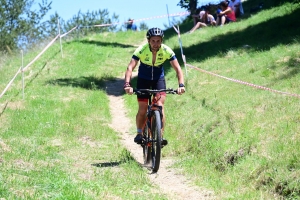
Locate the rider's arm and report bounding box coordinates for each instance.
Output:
[170,59,184,85]
[125,58,138,83]
[170,59,185,94]
[220,7,232,15]
[124,58,138,94]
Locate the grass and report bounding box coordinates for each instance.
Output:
[125,2,300,199]
[1,1,300,199]
[0,32,167,199]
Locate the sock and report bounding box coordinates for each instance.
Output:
[137,128,142,134]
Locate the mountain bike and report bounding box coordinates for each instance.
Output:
[134,88,177,172]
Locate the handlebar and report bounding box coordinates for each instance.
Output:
[133,88,178,95]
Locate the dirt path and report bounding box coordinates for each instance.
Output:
[106,76,215,200]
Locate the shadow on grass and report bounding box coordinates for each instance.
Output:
[46,76,109,90]
[92,149,139,168]
[104,77,126,97]
[47,76,130,97]
[49,4,300,93]
[91,161,122,168]
[91,161,153,171]
[77,39,135,48]
[162,6,300,80]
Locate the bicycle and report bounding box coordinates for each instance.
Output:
[133,88,177,172]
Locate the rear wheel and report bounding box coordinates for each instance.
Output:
[151,110,162,172]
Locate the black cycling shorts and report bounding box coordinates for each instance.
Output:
[136,77,166,102]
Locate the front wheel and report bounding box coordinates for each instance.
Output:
[143,122,151,165]
[151,110,162,172]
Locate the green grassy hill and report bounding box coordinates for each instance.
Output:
[1,1,300,199]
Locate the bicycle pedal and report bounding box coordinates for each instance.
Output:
[161,139,168,147]
[161,139,168,145]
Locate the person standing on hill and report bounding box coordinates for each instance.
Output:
[228,0,244,17]
[123,27,185,145]
[126,18,138,31]
[216,1,236,26]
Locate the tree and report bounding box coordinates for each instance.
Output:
[177,0,198,15]
[57,9,119,37]
[139,22,149,31]
[45,11,63,37]
[0,0,52,52]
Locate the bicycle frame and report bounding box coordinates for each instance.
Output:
[134,88,177,172]
[143,93,163,171]
[145,93,163,132]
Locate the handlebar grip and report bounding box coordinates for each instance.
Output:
[133,88,178,95]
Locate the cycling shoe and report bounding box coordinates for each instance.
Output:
[134,134,143,144]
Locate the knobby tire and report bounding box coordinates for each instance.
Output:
[143,122,151,165]
[151,110,162,172]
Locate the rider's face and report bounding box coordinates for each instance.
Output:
[148,36,162,52]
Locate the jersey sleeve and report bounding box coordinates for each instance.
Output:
[162,44,176,61]
[132,55,140,61]
[132,44,144,61]
[169,55,177,61]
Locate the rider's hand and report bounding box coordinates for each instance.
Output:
[124,86,133,94]
[123,82,133,94]
[177,83,185,95]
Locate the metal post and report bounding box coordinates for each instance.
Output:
[177,25,188,78]
[166,4,171,27]
[58,19,63,58]
[21,50,24,100]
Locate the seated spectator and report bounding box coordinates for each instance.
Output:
[126,18,137,31]
[188,9,216,33]
[192,10,205,26]
[228,0,244,17]
[216,1,236,26]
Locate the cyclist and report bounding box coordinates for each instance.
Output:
[123,27,185,145]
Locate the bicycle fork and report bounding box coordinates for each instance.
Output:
[148,104,164,129]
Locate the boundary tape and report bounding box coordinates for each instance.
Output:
[94,11,189,28]
[186,64,300,99]
[60,26,77,38]
[171,24,300,99]
[22,34,60,72]
[0,67,22,99]
[0,11,189,100]
[0,35,60,99]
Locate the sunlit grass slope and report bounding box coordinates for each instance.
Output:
[1,1,300,199]
[125,2,300,199]
[0,31,170,199]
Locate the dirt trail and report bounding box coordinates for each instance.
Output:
[106,75,215,200]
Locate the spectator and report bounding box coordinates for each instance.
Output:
[188,9,216,33]
[192,10,205,26]
[126,18,138,31]
[228,0,244,17]
[216,1,236,26]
